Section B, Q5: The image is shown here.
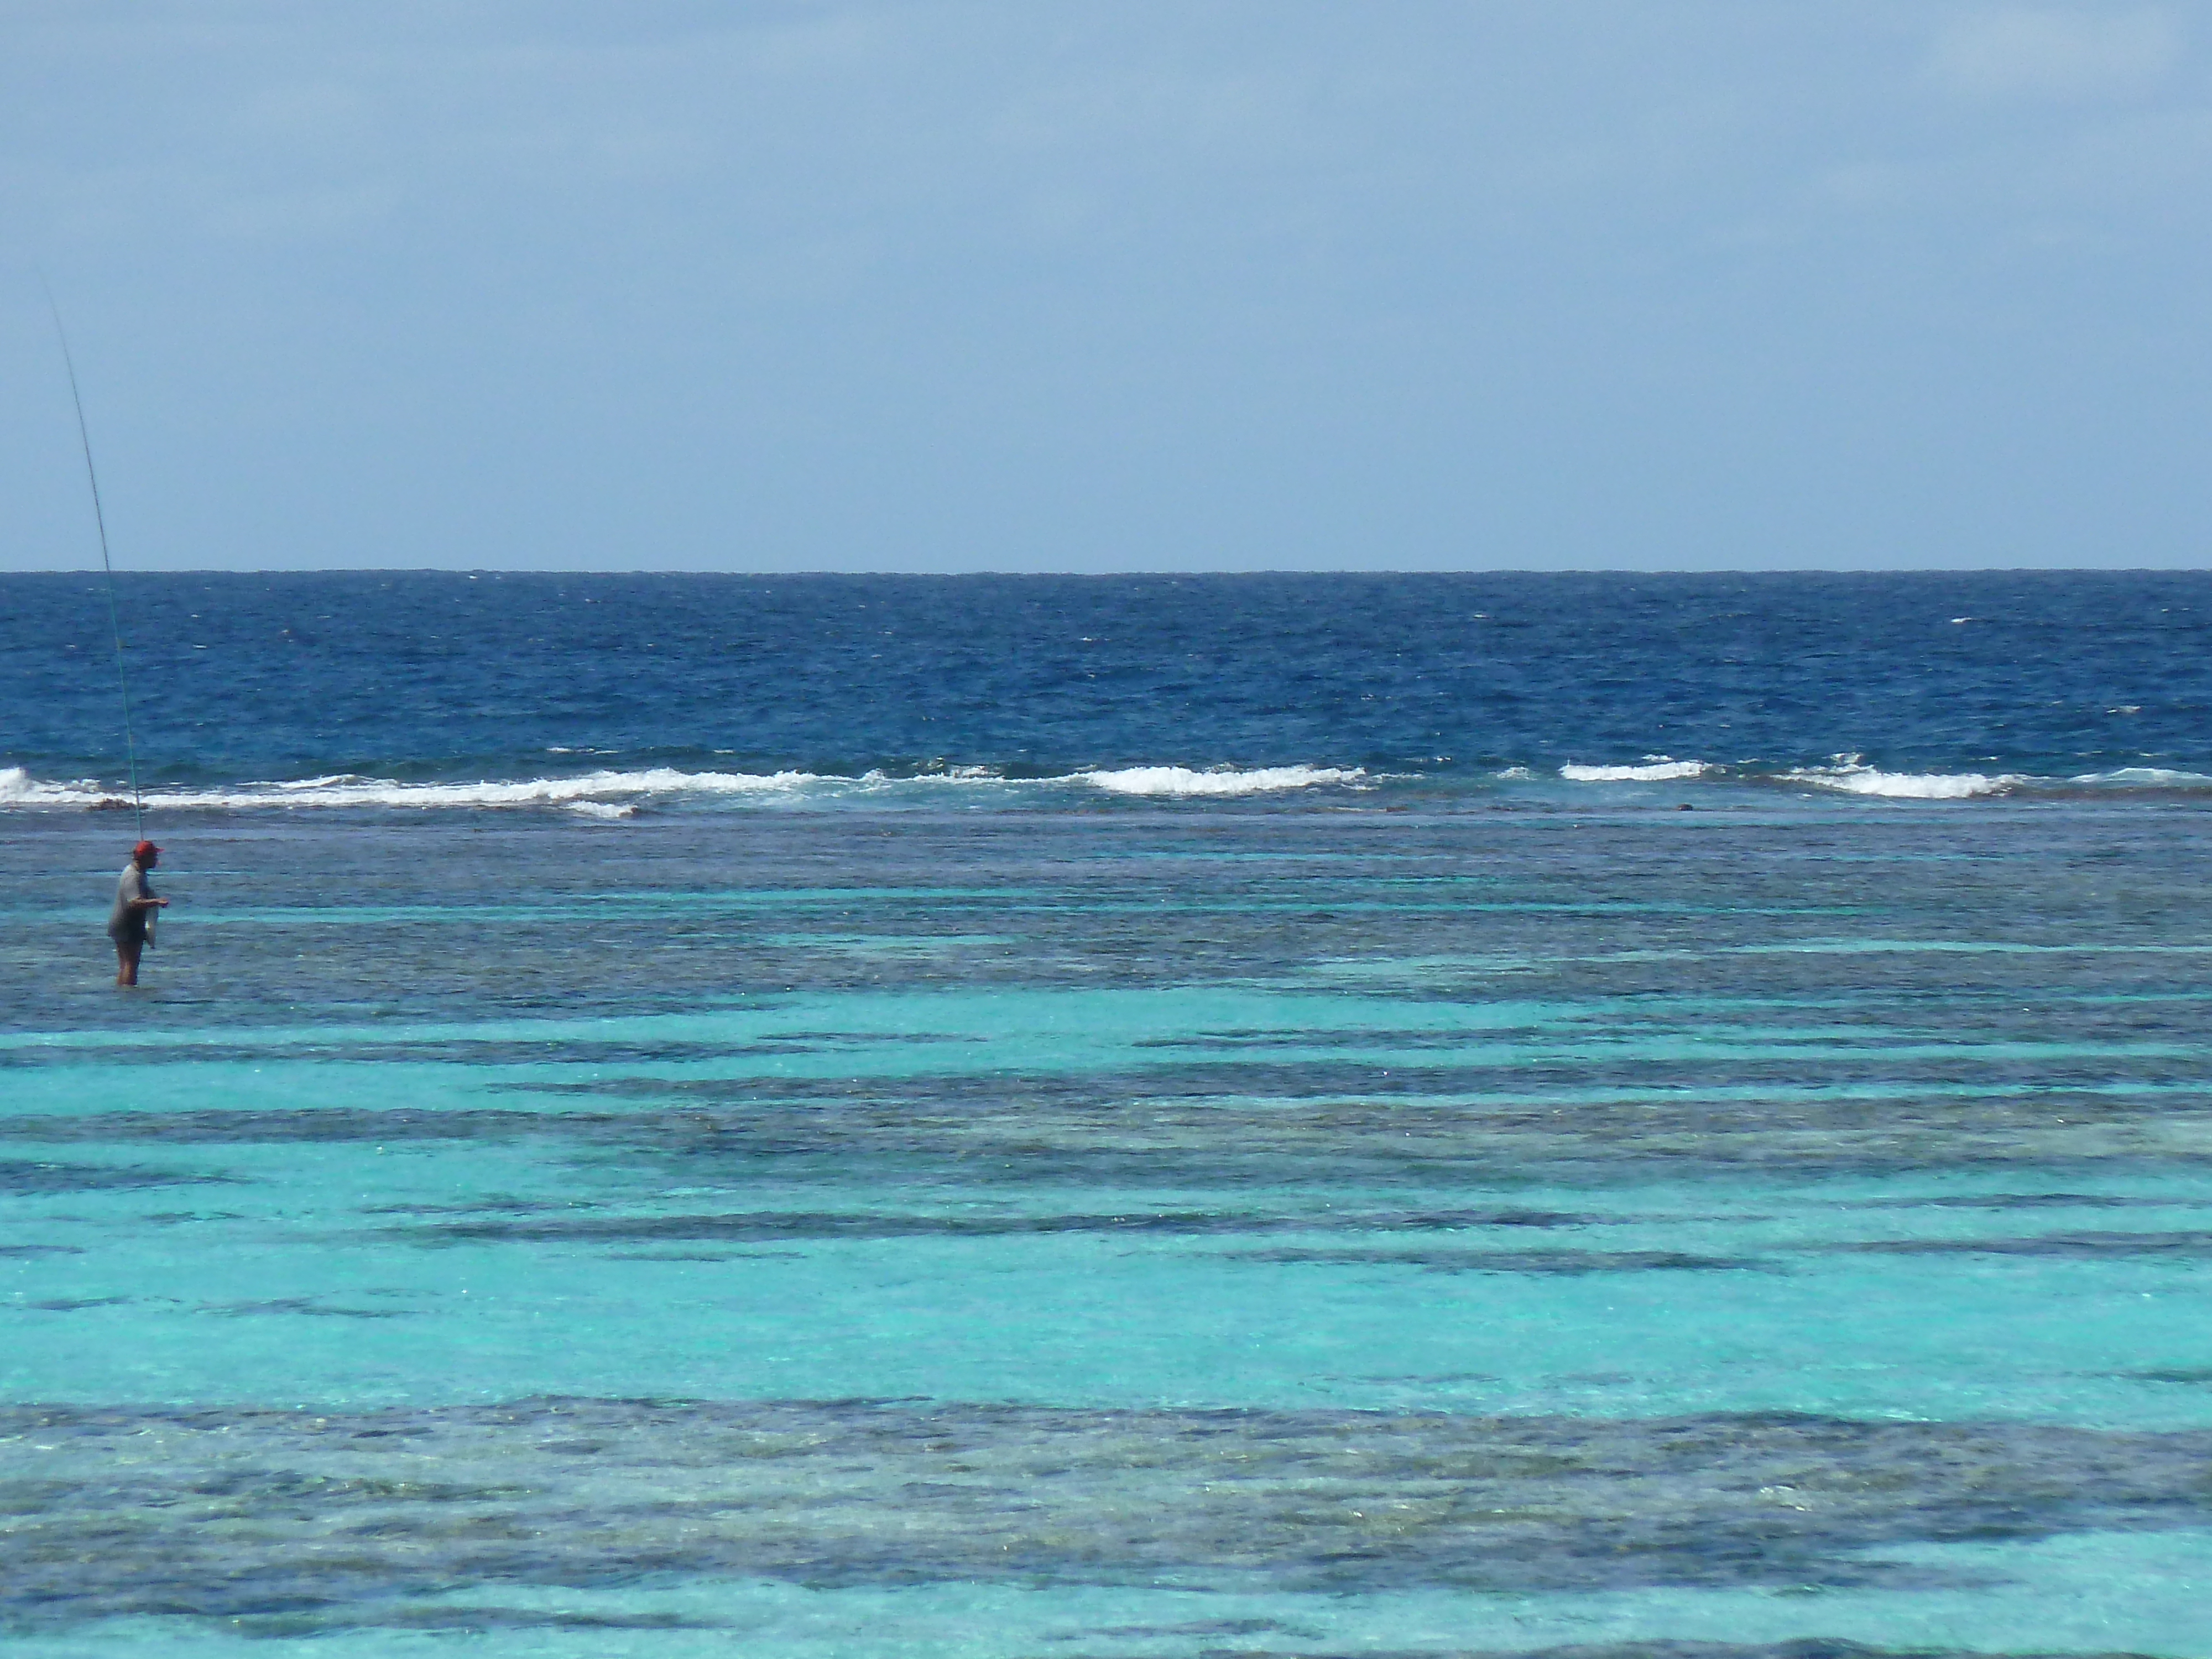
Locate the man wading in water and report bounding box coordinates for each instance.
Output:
[108,839,168,987]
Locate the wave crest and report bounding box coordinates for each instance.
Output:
[0,766,821,813]
[0,765,114,806]
[1,761,1368,812]
[2070,767,2212,789]
[15,753,2212,813]
[1558,758,1714,783]
[1784,762,2022,799]
[1078,765,1365,797]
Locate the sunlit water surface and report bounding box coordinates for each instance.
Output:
[7,572,2212,1655]
[7,801,2212,1657]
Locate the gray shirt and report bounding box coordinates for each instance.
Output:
[108,862,155,940]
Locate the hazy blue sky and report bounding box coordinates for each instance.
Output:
[3,2,2209,571]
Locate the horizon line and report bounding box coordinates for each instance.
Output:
[4,565,2211,579]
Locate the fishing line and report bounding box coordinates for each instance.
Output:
[41,280,144,841]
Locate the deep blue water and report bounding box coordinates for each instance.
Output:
[4,571,2211,795]
[6,573,2212,1657]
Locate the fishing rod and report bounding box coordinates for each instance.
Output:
[42,281,144,841]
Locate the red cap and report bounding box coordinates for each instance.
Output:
[133,840,160,859]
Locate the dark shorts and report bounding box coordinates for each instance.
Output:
[110,916,147,949]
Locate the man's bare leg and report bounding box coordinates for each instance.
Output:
[116,940,141,987]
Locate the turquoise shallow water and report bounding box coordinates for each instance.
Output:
[7,800,2212,1655]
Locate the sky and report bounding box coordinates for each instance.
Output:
[2,2,2209,573]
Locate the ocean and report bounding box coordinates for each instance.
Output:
[4,570,2212,1657]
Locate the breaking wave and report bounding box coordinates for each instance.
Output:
[0,761,1366,813]
[2070,767,2212,789]
[1559,758,1715,783]
[11,754,2212,816]
[0,765,821,812]
[1078,765,1365,797]
[1781,761,2025,800]
[1554,754,2212,800]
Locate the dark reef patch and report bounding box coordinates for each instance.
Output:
[0,1157,229,1195]
[4,1400,2209,1630]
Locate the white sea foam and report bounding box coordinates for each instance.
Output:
[1077,765,1365,796]
[0,760,1366,812]
[19,753,2205,812]
[883,765,1008,786]
[2071,766,2212,788]
[1784,763,2023,799]
[1558,758,1714,783]
[0,765,821,812]
[0,765,115,806]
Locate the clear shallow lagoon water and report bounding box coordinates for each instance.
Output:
[6,573,2212,1656]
